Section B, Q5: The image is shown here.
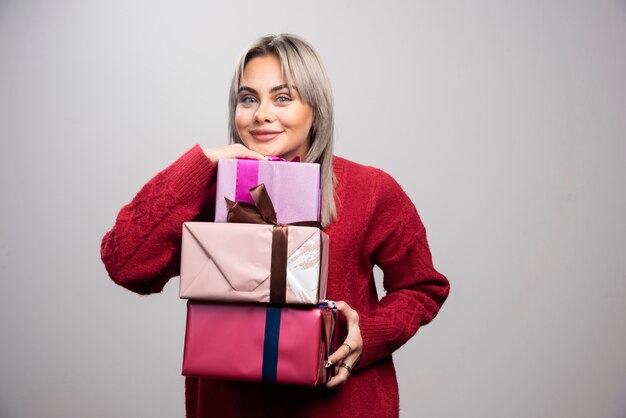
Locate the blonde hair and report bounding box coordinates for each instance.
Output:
[228,34,336,227]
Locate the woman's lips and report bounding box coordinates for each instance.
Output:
[249,129,282,141]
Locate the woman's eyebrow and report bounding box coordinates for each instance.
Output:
[270,84,290,93]
[238,84,295,95]
[238,86,257,94]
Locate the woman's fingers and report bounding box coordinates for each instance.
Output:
[203,144,266,163]
[327,340,356,367]
[325,360,351,388]
[325,351,361,389]
[324,300,363,389]
[326,301,362,365]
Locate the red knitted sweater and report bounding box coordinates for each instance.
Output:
[101,145,449,418]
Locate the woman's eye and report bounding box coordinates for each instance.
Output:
[276,96,291,103]
[239,96,257,104]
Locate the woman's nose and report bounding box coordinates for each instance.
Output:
[254,100,274,123]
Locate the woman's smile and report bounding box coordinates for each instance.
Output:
[249,128,284,141]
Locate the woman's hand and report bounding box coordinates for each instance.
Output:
[325,300,363,389]
[203,144,266,164]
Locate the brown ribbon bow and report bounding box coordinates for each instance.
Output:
[225,183,322,304]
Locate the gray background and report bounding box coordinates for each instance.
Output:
[1,0,625,417]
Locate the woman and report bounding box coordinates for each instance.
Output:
[101,34,449,418]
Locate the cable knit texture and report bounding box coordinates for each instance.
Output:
[101,145,449,418]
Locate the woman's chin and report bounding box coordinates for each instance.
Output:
[255,146,287,159]
[242,140,305,161]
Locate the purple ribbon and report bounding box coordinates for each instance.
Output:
[235,159,259,204]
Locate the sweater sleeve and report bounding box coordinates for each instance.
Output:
[357,170,450,369]
[100,145,217,295]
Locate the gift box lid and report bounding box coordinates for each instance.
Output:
[215,158,321,224]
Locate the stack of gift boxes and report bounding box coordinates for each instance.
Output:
[179,158,335,386]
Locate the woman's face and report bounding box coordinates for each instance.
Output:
[235,55,314,160]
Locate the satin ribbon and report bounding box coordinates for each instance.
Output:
[226,183,321,304]
[261,305,282,383]
[234,160,259,204]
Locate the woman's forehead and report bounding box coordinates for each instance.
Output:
[240,55,295,90]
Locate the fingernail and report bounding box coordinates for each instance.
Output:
[325,361,333,368]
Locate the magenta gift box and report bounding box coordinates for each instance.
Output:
[180,222,329,305]
[214,158,321,224]
[182,301,335,386]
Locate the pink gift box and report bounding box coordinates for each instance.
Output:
[214,158,321,224]
[182,301,335,386]
[180,222,329,305]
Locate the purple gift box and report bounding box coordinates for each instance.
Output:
[214,158,321,224]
